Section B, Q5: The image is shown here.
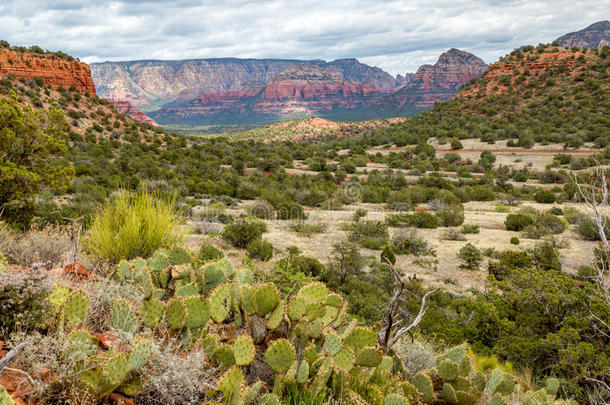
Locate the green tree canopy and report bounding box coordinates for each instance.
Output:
[0,94,73,228]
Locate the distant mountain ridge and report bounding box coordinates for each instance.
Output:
[556,20,610,50]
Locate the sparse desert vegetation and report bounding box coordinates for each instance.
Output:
[1,40,609,404]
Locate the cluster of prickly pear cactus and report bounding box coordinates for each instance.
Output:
[109,248,576,405]
[400,343,576,405]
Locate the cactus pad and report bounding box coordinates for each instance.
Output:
[438,358,459,381]
[345,327,376,351]
[487,369,515,395]
[305,302,325,320]
[184,296,210,329]
[166,298,188,330]
[128,339,152,371]
[441,383,457,403]
[265,339,296,373]
[258,394,280,405]
[325,293,343,308]
[384,393,410,405]
[141,298,165,327]
[253,283,280,316]
[242,380,262,405]
[354,347,382,368]
[168,246,191,265]
[175,282,199,297]
[111,298,137,334]
[287,296,307,321]
[209,283,233,322]
[545,377,560,396]
[297,282,328,303]
[233,335,255,366]
[214,346,236,369]
[296,360,310,384]
[267,299,284,330]
[333,346,355,371]
[217,366,243,404]
[203,261,227,290]
[411,372,434,403]
[64,290,89,327]
[324,332,342,356]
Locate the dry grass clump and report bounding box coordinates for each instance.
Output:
[83,189,185,263]
[7,331,98,404]
[83,277,144,332]
[135,342,216,405]
[0,222,70,268]
[394,339,438,378]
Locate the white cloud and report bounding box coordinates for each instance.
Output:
[0,0,606,74]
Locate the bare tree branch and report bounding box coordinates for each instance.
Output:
[0,342,32,377]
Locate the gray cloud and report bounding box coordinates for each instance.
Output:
[0,0,606,75]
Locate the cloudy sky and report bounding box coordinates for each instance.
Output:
[0,0,606,75]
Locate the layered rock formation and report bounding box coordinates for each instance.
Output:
[109,100,158,126]
[556,21,610,50]
[356,49,488,117]
[0,49,96,94]
[95,49,488,125]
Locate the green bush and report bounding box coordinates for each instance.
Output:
[0,268,52,338]
[457,243,483,269]
[510,236,520,245]
[534,189,556,204]
[386,211,439,229]
[83,190,184,263]
[348,220,388,250]
[276,201,305,220]
[436,205,465,227]
[198,244,224,263]
[246,239,273,261]
[462,224,480,234]
[392,230,435,256]
[505,213,534,231]
[222,218,267,248]
[576,217,607,241]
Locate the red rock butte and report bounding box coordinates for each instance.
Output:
[0,49,96,95]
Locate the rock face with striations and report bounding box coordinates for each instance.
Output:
[556,21,610,50]
[109,100,158,126]
[0,49,96,94]
[361,48,488,117]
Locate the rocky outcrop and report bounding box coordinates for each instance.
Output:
[0,49,96,94]
[109,100,158,126]
[395,73,414,87]
[363,49,488,116]
[91,58,399,112]
[556,21,610,50]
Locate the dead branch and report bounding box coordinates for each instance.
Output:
[377,259,437,353]
[0,342,32,377]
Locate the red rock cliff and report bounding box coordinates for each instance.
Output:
[0,49,96,95]
[110,100,158,126]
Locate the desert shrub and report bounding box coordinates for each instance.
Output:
[348,220,388,250]
[505,213,534,231]
[0,223,70,268]
[247,200,274,219]
[353,208,368,221]
[222,217,267,248]
[529,243,561,271]
[276,201,305,220]
[534,189,556,204]
[436,205,465,227]
[450,138,463,149]
[462,224,480,234]
[510,236,520,245]
[392,229,435,256]
[83,190,184,263]
[246,238,273,261]
[327,240,365,283]
[562,207,586,224]
[494,204,511,213]
[198,244,224,263]
[380,245,396,265]
[289,221,326,236]
[394,340,437,378]
[457,243,483,269]
[576,217,607,241]
[386,192,412,211]
[535,214,566,234]
[136,345,211,405]
[275,252,324,278]
[547,207,563,216]
[440,229,466,241]
[386,211,439,229]
[0,268,52,338]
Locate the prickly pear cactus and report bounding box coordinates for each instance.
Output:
[265,339,296,374]
[111,298,138,334]
[63,290,89,327]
